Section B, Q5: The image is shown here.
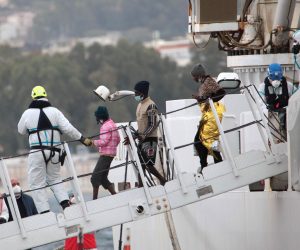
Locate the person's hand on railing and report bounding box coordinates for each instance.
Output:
[80,136,92,146]
[123,137,130,145]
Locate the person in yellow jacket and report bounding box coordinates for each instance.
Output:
[194,101,226,173]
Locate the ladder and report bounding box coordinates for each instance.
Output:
[0,117,288,249]
[0,85,289,249]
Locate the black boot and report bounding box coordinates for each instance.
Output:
[40,210,50,214]
[60,200,70,210]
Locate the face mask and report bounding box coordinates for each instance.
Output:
[97,119,104,125]
[271,80,281,88]
[13,185,21,199]
[135,95,143,102]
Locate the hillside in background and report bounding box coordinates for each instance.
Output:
[0,1,228,155]
[0,38,227,155]
[8,0,187,46]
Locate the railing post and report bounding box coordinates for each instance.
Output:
[125,126,153,204]
[249,85,280,162]
[208,99,239,177]
[245,85,274,155]
[287,131,292,191]
[64,143,90,221]
[157,117,171,180]
[120,126,139,181]
[160,115,187,194]
[0,158,27,238]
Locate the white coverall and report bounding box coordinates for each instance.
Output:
[18,98,82,213]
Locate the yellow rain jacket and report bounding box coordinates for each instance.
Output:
[199,102,226,153]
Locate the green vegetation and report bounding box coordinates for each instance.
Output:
[0,37,227,155]
[0,41,182,154]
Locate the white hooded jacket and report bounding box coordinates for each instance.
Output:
[18,98,82,147]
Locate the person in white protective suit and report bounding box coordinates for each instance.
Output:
[18,86,92,213]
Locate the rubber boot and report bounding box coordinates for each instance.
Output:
[40,210,50,214]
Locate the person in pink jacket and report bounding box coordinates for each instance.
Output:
[91,106,120,200]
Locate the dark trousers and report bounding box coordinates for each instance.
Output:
[194,129,222,169]
[90,155,114,189]
[138,137,166,186]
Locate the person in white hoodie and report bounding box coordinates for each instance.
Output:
[18,85,92,213]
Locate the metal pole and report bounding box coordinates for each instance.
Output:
[249,85,280,162]
[118,152,129,250]
[64,143,90,221]
[0,159,27,238]
[120,127,139,181]
[0,161,17,223]
[243,87,272,154]
[208,99,239,177]
[164,211,182,250]
[287,130,292,191]
[125,126,153,204]
[158,116,171,180]
[161,115,187,194]
[61,144,80,203]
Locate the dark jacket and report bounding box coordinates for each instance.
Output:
[197,76,225,102]
[5,192,38,221]
[264,76,289,110]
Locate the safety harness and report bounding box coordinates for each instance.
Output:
[27,100,66,165]
[264,76,289,110]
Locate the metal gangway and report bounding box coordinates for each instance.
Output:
[0,84,289,249]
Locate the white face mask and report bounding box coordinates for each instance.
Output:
[134,95,143,102]
[271,80,281,88]
[13,185,22,199]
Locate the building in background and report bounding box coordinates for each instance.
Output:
[145,33,193,66]
[0,11,35,47]
[42,32,121,55]
[0,0,9,8]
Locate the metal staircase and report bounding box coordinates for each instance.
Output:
[0,93,290,250]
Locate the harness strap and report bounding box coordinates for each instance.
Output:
[30,146,61,152]
[28,127,62,135]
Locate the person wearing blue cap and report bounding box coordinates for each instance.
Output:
[257,63,297,191]
[258,63,296,143]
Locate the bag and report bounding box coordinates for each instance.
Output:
[211,140,220,152]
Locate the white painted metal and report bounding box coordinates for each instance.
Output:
[165,150,287,209]
[64,142,90,222]
[208,98,239,176]
[164,211,182,250]
[117,191,300,250]
[194,22,239,33]
[0,119,289,249]
[125,126,153,204]
[227,54,296,68]
[0,160,19,227]
[161,115,187,194]
[249,85,280,162]
[119,125,140,181]
[0,159,27,238]
[287,90,300,191]
[243,85,271,154]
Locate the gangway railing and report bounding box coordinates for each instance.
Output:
[0,89,290,249]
